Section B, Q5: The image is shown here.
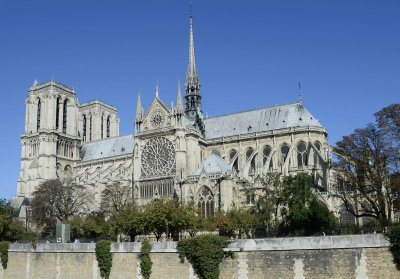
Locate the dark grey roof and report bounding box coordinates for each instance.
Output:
[204,101,325,139]
[80,134,134,162]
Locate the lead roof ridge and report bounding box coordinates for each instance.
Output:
[205,100,302,120]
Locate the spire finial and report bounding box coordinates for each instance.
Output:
[298,81,303,104]
[155,80,159,98]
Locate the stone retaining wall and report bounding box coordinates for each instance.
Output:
[1,234,398,279]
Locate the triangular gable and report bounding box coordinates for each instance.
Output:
[142,97,173,131]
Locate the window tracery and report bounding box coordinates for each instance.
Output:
[141,137,175,178]
[198,186,214,218]
[297,141,308,167]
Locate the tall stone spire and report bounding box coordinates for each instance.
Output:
[187,16,197,79]
[176,80,184,114]
[135,91,143,123]
[185,4,202,120]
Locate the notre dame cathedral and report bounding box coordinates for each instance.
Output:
[14,13,334,219]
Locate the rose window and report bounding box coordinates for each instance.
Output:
[141,137,175,177]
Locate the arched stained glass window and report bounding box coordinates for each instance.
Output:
[198,187,214,218]
[297,141,308,167]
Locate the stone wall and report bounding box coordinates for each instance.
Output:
[1,234,398,279]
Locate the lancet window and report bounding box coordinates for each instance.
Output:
[56,97,60,130]
[36,99,41,131]
[107,116,110,138]
[62,99,68,133]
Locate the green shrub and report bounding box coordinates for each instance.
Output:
[386,224,400,270]
[95,240,112,278]
[177,234,233,279]
[0,241,10,269]
[140,239,152,279]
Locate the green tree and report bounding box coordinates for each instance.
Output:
[333,104,400,226]
[280,173,339,236]
[142,199,174,241]
[112,202,143,241]
[251,173,285,236]
[68,212,109,240]
[0,199,25,241]
[177,234,232,279]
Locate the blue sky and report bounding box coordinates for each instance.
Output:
[0,0,399,199]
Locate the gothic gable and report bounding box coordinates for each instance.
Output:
[142,98,173,131]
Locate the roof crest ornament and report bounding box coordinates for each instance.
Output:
[298,81,303,104]
[155,80,159,98]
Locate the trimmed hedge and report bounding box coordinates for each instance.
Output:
[95,240,112,279]
[140,239,152,279]
[177,234,233,279]
[0,241,10,269]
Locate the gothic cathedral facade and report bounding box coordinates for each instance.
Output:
[15,14,332,217]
